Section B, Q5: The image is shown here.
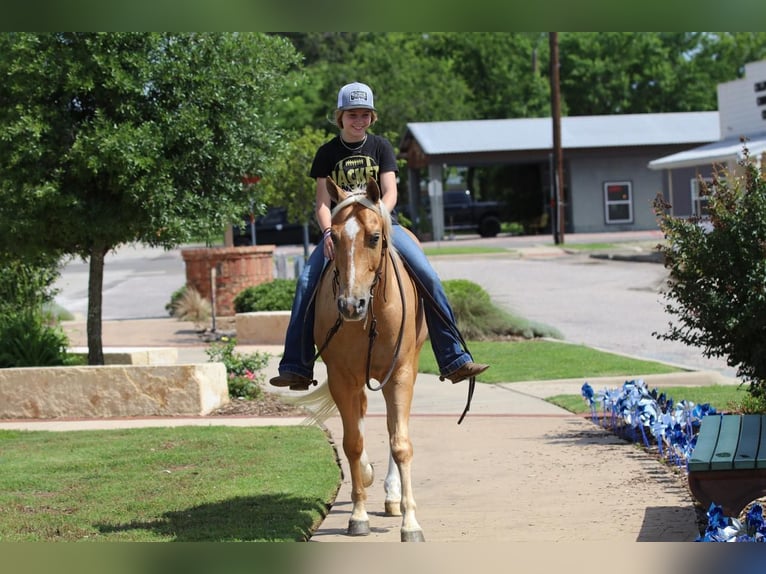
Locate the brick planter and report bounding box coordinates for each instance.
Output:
[181,246,274,317]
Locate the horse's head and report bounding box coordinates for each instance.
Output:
[326,176,392,322]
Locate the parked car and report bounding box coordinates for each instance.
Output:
[441,190,507,237]
[233,207,320,246]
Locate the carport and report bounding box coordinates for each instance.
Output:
[398,113,719,240]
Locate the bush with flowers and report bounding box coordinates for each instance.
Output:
[205,336,269,399]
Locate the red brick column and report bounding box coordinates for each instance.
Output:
[181,246,274,317]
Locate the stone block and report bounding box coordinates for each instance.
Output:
[68,347,179,365]
[235,311,290,345]
[0,363,229,419]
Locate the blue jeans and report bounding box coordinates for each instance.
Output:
[277,224,474,378]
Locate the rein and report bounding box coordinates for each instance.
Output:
[363,239,407,392]
[314,189,475,423]
[313,194,406,393]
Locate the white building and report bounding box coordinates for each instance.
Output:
[649,59,766,218]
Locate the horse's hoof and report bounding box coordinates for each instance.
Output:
[384,500,402,516]
[347,519,371,536]
[401,529,425,542]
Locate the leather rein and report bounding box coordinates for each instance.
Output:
[313,193,407,393]
[313,192,475,424]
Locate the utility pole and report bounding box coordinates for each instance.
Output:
[549,32,565,245]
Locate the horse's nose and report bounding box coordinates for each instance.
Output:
[337,296,367,320]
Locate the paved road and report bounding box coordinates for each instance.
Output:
[430,250,736,378]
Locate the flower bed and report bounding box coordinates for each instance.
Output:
[578,379,766,542]
[580,379,716,469]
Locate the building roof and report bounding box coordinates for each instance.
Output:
[400,111,720,156]
[648,132,766,170]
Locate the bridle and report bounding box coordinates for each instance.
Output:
[311,190,476,424]
[313,193,406,393]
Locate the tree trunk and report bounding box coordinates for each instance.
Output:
[86,245,107,365]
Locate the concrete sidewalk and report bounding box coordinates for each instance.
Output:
[0,317,713,541]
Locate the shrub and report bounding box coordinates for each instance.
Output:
[205,336,269,399]
[234,278,297,313]
[0,255,73,367]
[0,310,72,368]
[169,286,211,327]
[0,255,61,316]
[443,279,562,341]
[165,285,187,317]
[654,147,766,405]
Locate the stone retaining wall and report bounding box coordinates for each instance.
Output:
[0,363,229,419]
[68,347,178,365]
[235,311,290,345]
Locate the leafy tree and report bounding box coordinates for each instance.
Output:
[423,32,551,119]
[259,126,331,259]
[654,148,766,404]
[275,32,475,145]
[278,32,766,138]
[275,32,364,67]
[338,33,475,144]
[0,32,301,364]
[559,32,683,115]
[558,32,766,115]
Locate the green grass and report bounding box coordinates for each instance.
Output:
[0,425,340,542]
[547,385,750,415]
[423,245,509,257]
[417,339,686,383]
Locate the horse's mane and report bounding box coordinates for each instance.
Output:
[332,185,396,254]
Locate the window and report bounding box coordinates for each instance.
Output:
[603,181,633,224]
[690,177,712,217]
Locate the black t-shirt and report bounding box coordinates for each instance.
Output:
[310,133,398,191]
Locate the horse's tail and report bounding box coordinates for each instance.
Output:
[279,380,337,426]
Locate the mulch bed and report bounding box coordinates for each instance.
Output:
[207,392,307,418]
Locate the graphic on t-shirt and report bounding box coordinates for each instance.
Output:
[331,155,380,190]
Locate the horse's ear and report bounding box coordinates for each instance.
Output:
[325,177,345,203]
[366,177,381,203]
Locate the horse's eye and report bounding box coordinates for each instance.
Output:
[369,233,380,248]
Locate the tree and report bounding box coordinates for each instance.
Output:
[0,32,301,364]
[259,126,331,260]
[558,32,766,116]
[654,148,766,404]
[423,32,551,119]
[275,32,475,145]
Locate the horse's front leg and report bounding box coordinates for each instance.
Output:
[386,386,425,542]
[333,384,374,536]
[390,434,424,541]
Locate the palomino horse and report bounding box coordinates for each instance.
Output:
[311,176,428,542]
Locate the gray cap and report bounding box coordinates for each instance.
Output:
[337,82,376,111]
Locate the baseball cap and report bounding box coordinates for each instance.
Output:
[337,82,376,111]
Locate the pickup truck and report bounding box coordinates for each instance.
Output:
[233,207,320,246]
[440,190,506,237]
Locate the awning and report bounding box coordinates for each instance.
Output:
[648,132,766,170]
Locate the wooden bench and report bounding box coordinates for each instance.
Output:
[687,414,766,516]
